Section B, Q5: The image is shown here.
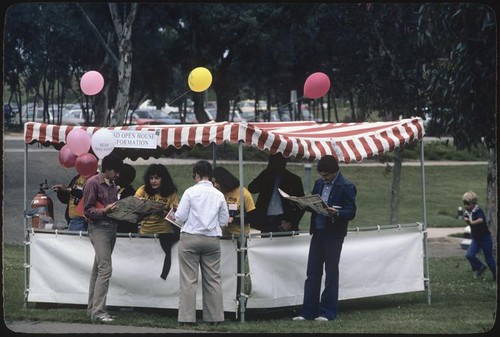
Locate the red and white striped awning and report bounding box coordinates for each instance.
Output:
[24,118,424,163]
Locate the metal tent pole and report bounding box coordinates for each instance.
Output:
[23,142,29,308]
[212,143,216,168]
[420,140,431,305]
[237,141,247,322]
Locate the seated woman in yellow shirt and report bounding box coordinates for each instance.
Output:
[135,164,179,280]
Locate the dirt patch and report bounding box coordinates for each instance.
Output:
[427,236,465,258]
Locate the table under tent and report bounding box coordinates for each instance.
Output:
[23,118,430,322]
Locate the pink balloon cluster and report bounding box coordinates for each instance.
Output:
[59,128,97,177]
[303,72,331,99]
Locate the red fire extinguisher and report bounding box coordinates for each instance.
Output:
[30,180,54,228]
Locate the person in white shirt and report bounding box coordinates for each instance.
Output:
[174,160,229,324]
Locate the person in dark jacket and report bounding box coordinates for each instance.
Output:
[247,153,305,232]
[293,155,357,322]
[115,163,137,234]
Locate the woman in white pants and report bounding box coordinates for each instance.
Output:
[174,160,229,324]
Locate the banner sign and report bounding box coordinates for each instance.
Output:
[112,130,158,149]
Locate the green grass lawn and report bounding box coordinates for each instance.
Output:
[4,163,495,333]
[3,244,496,333]
[131,162,488,230]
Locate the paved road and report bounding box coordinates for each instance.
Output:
[4,320,197,334]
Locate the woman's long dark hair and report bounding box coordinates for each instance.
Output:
[213,167,239,193]
[143,164,177,197]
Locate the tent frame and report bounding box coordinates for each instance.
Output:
[22,121,431,322]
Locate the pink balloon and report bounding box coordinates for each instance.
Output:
[80,70,104,96]
[75,153,98,178]
[59,144,78,168]
[303,72,331,99]
[66,128,91,156]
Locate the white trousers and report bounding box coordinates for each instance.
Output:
[177,233,224,323]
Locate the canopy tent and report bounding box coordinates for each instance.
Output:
[22,118,429,321]
[24,118,424,162]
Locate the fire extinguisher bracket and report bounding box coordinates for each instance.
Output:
[24,207,47,218]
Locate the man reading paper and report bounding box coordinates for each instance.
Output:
[293,155,357,322]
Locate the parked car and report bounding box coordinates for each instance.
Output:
[206,107,217,120]
[61,109,94,126]
[204,109,215,122]
[237,100,267,122]
[169,110,214,123]
[277,108,291,121]
[150,110,181,124]
[124,109,160,125]
[168,111,197,124]
[228,110,243,122]
[299,104,312,120]
[138,99,179,114]
[4,104,16,128]
[19,106,54,124]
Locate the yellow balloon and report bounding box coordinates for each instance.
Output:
[188,67,212,92]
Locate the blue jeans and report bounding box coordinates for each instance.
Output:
[300,230,344,320]
[68,217,88,231]
[465,233,496,279]
[87,220,117,319]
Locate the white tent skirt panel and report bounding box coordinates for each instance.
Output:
[27,224,424,312]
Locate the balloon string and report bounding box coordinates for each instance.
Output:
[270,96,305,113]
[69,94,85,105]
[168,90,191,106]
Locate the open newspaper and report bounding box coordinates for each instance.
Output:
[164,208,183,229]
[278,188,341,216]
[106,196,167,224]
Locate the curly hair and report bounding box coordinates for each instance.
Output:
[143,164,177,197]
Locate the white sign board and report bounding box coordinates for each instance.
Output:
[112,130,158,149]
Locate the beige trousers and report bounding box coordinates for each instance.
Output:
[178,233,224,323]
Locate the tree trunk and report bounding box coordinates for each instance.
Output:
[486,146,497,236]
[331,91,339,123]
[109,3,137,126]
[349,90,356,121]
[389,147,403,225]
[193,92,208,123]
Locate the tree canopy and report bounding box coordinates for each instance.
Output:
[3,3,497,230]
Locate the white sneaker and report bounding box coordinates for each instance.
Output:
[94,314,115,322]
[292,316,306,321]
[314,316,328,321]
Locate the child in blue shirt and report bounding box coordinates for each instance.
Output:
[463,191,496,281]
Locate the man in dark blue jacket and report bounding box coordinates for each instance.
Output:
[293,155,357,322]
